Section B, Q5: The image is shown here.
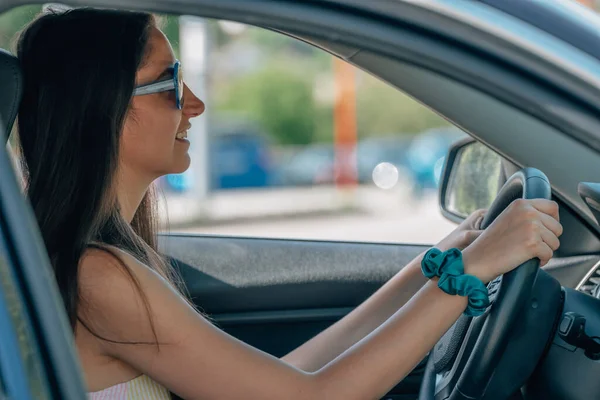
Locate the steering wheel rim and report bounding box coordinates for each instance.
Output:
[420,167,551,400]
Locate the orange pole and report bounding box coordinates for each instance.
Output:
[333,57,357,187]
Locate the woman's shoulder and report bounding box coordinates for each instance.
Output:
[79,244,161,289]
[78,244,175,346]
[81,243,140,267]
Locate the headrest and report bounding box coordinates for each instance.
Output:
[0,48,22,143]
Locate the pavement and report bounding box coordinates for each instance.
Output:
[160,185,362,228]
[159,185,458,245]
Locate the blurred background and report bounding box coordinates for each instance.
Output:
[3,1,599,244]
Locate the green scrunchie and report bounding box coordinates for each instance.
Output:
[421,248,490,317]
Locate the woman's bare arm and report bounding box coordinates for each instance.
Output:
[282,252,428,372]
[80,248,467,400]
[283,210,485,372]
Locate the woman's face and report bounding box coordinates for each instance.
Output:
[120,26,205,181]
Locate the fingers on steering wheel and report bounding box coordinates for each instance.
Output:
[536,241,554,266]
[530,199,560,222]
[538,211,564,238]
[538,222,561,252]
[474,209,486,230]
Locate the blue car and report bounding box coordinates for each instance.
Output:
[160,120,274,193]
[209,126,273,190]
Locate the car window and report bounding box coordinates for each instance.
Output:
[155,17,471,244]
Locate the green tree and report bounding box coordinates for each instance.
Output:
[158,15,181,58]
[356,74,451,137]
[213,61,452,146]
[216,66,321,145]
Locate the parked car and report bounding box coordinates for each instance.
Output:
[276,136,414,187]
[274,143,335,186]
[208,120,274,190]
[2,1,600,399]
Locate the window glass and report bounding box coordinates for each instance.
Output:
[158,18,468,244]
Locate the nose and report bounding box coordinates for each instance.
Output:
[182,84,205,117]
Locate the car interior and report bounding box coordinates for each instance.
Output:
[3,1,600,399]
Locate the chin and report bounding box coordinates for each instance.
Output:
[154,155,191,179]
[170,154,192,175]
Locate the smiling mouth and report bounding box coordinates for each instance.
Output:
[176,125,191,140]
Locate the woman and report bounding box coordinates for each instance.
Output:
[15,7,562,400]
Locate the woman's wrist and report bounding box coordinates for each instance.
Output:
[434,239,454,253]
[421,246,497,284]
[436,230,481,253]
[462,247,494,284]
[421,248,491,316]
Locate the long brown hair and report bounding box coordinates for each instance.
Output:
[16,7,186,344]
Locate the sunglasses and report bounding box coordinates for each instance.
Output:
[133,60,184,109]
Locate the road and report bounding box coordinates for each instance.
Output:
[171,189,458,245]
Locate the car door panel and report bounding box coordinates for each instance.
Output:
[162,235,427,314]
[162,234,426,357]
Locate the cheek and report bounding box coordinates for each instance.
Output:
[121,102,181,169]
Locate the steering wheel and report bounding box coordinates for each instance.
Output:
[419,167,551,400]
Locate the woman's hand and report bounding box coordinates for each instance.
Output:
[462,199,563,283]
[436,209,486,252]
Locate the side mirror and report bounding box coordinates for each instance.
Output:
[439,138,505,223]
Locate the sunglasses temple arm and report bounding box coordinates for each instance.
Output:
[133,79,175,96]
